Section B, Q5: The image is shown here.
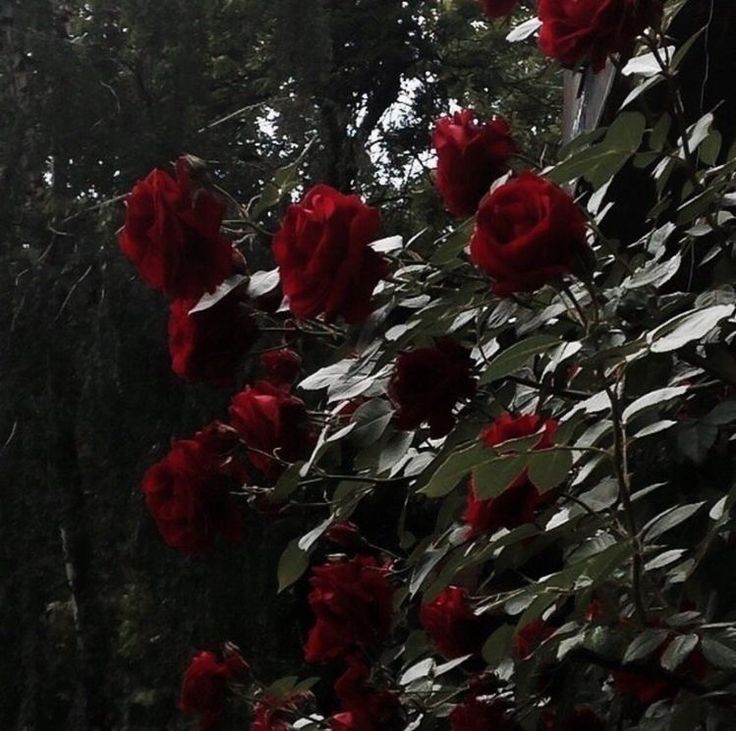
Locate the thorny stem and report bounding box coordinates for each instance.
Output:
[605,376,648,624]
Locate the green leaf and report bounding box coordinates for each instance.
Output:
[419,442,485,498]
[701,637,736,669]
[623,629,669,664]
[660,633,699,672]
[430,220,472,265]
[622,386,688,422]
[482,624,515,667]
[642,502,706,542]
[648,304,734,353]
[528,449,573,492]
[351,398,394,447]
[479,335,559,384]
[271,463,304,502]
[277,540,310,593]
[473,455,530,500]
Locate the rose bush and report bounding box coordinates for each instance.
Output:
[121,1,736,728]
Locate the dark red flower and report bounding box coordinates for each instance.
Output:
[273,184,387,323]
[470,172,589,296]
[329,711,374,731]
[514,619,555,659]
[539,706,605,731]
[304,555,394,663]
[478,0,519,18]
[119,156,234,300]
[180,649,248,731]
[168,291,260,387]
[330,655,398,730]
[229,381,314,481]
[389,338,477,438]
[260,348,302,388]
[326,521,364,551]
[450,694,521,731]
[251,691,313,731]
[420,586,494,659]
[432,110,516,217]
[538,0,663,74]
[464,414,559,537]
[141,428,246,554]
[193,421,241,456]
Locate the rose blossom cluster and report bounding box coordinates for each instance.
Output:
[303,554,399,730]
[119,155,262,387]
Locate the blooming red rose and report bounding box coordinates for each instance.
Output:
[329,655,398,730]
[478,0,519,18]
[273,184,387,323]
[304,555,394,663]
[180,650,248,731]
[538,0,663,74]
[251,691,313,731]
[260,348,302,389]
[326,521,364,551]
[432,110,516,217]
[464,413,559,537]
[229,380,314,480]
[142,428,246,553]
[514,619,555,659]
[420,586,494,658]
[450,694,521,731]
[168,291,260,387]
[469,172,589,296]
[389,338,477,438]
[119,156,234,300]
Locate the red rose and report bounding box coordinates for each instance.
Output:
[325,521,364,551]
[432,110,516,217]
[389,338,477,438]
[329,712,371,731]
[168,291,260,387]
[304,555,394,663]
[273,184,388,323]
[251,691,313,731]
[464,414,559,537]
[260,348,302,388]
[514,619,555,659]
[450,694,521,731]
[469,172,589,296]
[193,421,241,456]
[478,0,519,18]
[180,650,247,731]
[229,380,314,480]
[330,655,398,730]
[539,706,605,731]
[420,586,494,659]
[538,0,663,74]
[141,428,246,554]
[119,157,234,300]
